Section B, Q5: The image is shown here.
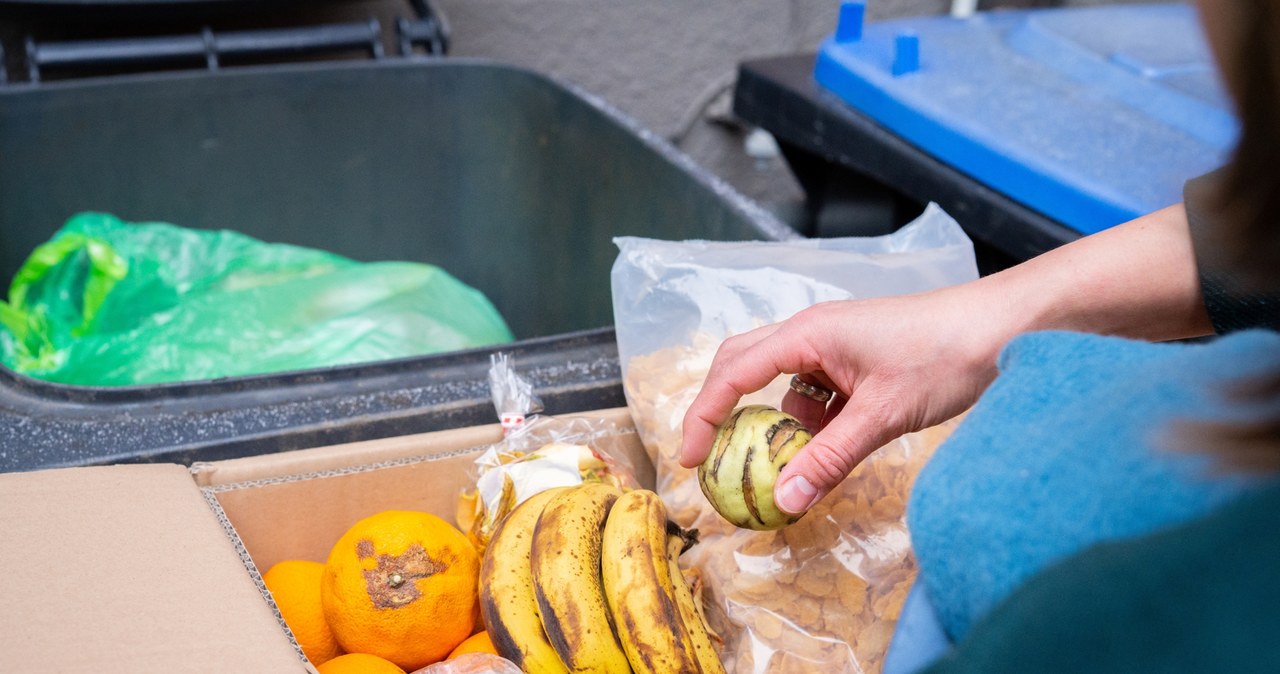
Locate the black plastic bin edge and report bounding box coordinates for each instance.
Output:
[0,327,626,471]
[0,58,798,473]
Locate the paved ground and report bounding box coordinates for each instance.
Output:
[429,0,1146,224]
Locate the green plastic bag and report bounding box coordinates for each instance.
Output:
[0,213,514,386]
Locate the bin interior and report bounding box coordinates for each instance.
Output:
[0,59,783,366]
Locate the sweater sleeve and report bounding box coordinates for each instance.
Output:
[921,482,1280,674]
[1184,170,1280,333]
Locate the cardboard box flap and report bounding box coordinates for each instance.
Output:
[0,464,306,673]
[191,408,648,489]
[190,422,506,488]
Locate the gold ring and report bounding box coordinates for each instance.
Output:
[789,374,834,403]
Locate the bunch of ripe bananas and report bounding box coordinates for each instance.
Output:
[479,483,726,674]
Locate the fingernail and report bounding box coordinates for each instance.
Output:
[777,474,820,514]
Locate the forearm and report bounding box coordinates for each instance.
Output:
[967,204,1214,351]
[680,204,1216,497]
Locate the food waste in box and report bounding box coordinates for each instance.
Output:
[0,59,794,472]
[0,404,958,673]
[0,408,650,673]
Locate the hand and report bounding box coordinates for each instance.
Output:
[677,204,1211,517]
[679,288,1003,515]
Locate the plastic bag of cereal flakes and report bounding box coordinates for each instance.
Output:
[611,205,977,674]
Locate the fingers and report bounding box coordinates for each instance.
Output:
[780,372,839,437]
[677,325,774,467]
[821,394,848,430]
[773,400,899,515]
[679,323,809,468]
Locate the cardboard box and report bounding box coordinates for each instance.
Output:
[0,407,650,673]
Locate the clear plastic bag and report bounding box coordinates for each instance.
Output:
[610,205,977,673]
[409,653,522,674]
[488,352,544,435]
[456,354,641,554]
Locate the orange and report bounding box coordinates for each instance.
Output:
[316,652,406,674]
[447,631,498,659]
[262,559,343,666]
[321,510,481,671]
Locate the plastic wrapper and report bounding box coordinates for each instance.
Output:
[457,354,641,553]
[410,653,522,674]
[489,352,544,435]
[610,205,978,673]
[0,212,514,386]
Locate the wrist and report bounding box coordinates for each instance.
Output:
[931,277,1031,387]
[967,205,1213,343]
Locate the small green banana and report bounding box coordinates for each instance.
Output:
[697,404,811,530]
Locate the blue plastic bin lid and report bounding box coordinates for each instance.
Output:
[815,2,1237,235]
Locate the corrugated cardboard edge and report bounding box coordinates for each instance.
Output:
[198,441,496,494]
[198,487,317,674]
[188,428,502,488]
[192,438,509,674]
[191,408,645,489]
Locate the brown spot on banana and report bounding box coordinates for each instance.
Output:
[479,487,570,674]
[666,532,726,674]
[707,408,739,484]
[530,484,630,673]
[767,418,806,462]
[740,441,765,527]
[697,405,813,531]
[603,490,700,674]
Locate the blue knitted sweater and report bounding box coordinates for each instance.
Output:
[907,329,1280,641]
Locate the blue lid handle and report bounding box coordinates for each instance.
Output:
[893,31,921,76]
[836,1,866,43]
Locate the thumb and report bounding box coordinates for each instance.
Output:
[774,411,890,515]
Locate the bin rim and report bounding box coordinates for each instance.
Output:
[0,327,632,472]
[0,327,614,403]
